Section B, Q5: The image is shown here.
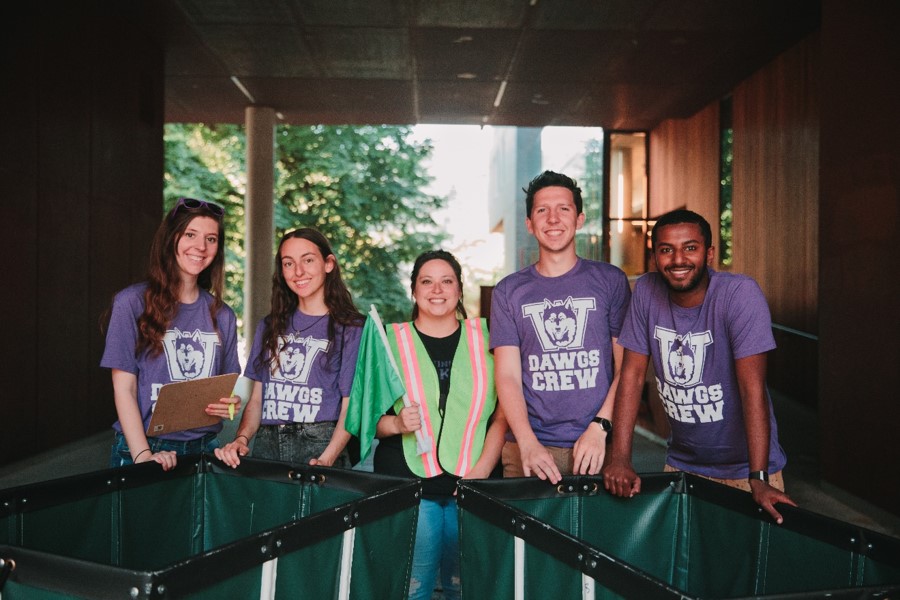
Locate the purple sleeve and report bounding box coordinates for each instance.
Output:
[218,305,241,375]
[608,269,632,338]
[616,275,652,355]
[488,277,518,350]
[338,323,363,397]
[100,287,142,373]
[242,319,268,381]
[728,278,777,359]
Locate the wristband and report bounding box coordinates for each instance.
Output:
[134,448,151,461]
[748,470,769,483]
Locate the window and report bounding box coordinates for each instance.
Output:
[719,97,734,267]
[607,132,649,276]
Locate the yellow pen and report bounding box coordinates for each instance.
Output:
[228,401,235,421]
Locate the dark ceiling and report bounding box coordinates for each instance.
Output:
[160,0,820,130]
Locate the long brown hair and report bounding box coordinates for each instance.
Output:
[259,228,364,373]
[136,201,226,356]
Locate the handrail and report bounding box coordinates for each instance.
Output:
[771,323,818,341]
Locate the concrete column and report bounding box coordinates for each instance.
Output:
[243,106,276,349]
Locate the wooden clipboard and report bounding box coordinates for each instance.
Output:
[146,373,239,436]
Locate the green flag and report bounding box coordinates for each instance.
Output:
[345,310,406,463]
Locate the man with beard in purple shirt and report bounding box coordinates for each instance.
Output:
[603,209,796,524]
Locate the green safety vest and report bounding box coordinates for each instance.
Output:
[387,318,496,478]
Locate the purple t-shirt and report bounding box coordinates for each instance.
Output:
[101,283,241,442]
[490,258,631,446]
[245,311,362,425]
[617,268,787,479]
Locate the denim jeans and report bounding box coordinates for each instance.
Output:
[408,497,460,600]
[253,422,350,468]
[109,432,219,468]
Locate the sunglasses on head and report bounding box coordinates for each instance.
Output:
[173,197,225,217]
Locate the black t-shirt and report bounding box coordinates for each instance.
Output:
[374,324,461,497]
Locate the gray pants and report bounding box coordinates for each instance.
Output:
[253,422,350,468]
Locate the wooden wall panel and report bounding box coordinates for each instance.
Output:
[0,174,39,458]
[0,5,164,467]
[649,104,720,232]
[34,17,93,447]
[818,0,900,516]
[0,19,40,459]
[732,36,819,335]
[732,34,819,406]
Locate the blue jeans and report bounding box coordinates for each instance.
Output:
[408,497,460,600]
[252,422,350,468]
[109,432,219,468]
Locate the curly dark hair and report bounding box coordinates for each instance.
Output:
[259,228,364,374]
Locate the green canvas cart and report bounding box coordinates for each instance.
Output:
[0,454,419,599]
[457,472,900,599]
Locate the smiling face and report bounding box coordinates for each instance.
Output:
[526,185,585,255]
[175,216,220,283]
[280,236,334,306]
[412,259,462,322]
[653,222,715,306]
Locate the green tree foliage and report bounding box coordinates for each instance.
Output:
[164,124,247,318]
[164,123,446,327]
[575,137,605,262]
[719,127,734,267]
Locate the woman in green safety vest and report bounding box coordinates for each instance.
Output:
[373,250,507,600]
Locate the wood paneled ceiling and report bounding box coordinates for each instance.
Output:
[160,0,820,130]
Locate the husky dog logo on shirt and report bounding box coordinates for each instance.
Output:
[176,339,205,378]
[162,328,220,381]
[655,329,712,388]
[271,334,330,384]
[668,339,696,384]
[279,343,307,380]
[542,298,578,347]
[522,296,596,352]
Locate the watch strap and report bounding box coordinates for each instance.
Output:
[592,417,612,434]
[591,417,612,442]
[748,470,769,483]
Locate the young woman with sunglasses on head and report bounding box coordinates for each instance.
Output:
[215,228,364,469]
[101,198,242,471]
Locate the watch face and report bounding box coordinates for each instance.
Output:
[593,417,612,432]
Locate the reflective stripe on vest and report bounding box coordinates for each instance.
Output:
[454,318,490,474]
[393,322,441,477]
[392,319,493,478]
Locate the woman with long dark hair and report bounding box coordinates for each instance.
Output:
[101,198,241,470]
[216,228,364,468]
